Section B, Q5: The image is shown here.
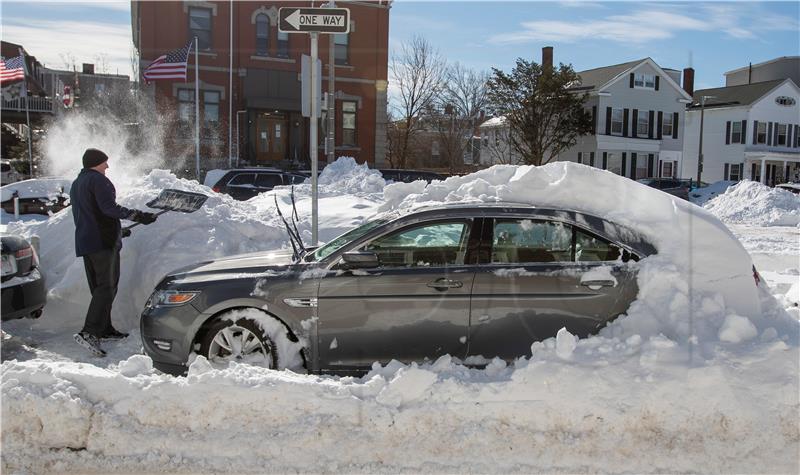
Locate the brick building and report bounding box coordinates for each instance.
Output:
[132,0,390,172]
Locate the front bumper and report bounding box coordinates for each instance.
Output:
[1,270,46,321]
[140,301,205,375]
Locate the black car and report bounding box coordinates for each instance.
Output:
[380,169,445,184]
[636,177,692,200]
[207,169,307,201]
[1,234,45,321]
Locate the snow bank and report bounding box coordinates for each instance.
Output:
[704,180,800,227]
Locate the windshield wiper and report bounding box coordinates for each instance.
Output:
[274,187,306,262]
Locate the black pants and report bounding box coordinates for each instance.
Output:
[81,247,121,336]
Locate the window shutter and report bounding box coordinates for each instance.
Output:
[592,106,597,135]
[752,120,758,144]
[751,163,757,181]
[578,152,582,164]
[768,122,773,145]
[741,120,747,145]
[741,162,745,180]
[655,75,660,91]
[631,153,637,178]
[673,161,678,178]
[658,160,662,177]
[657,111,663,140]
[590,152,595,167]
[629,73,634,88]
[648,110,655,139]
[602,152,608,170]
[724,163,729,180]
[621,152,627,176]
[605,107,612,135]
[648,153,654,177]
[773,122,779,145]
[623,109,629,137]
[795,125,799,147]
[631,109,638,138]
[725,121,731,144]
[672,113,678,139]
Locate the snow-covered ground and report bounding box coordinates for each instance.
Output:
[2,161,798,473]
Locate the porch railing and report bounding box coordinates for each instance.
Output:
[1,96,55,114]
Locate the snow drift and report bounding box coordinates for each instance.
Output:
[704,180,800,227]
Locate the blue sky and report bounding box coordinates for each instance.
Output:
[1,1,798,90]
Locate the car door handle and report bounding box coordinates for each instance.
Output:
[580,279,616,288]
[427,278,463,290]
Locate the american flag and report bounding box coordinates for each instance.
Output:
[142,41,193,83]
[0,55,26,86]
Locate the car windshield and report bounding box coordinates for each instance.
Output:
[305,218,391,262]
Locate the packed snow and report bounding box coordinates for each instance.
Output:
[2,157,798,473]
[703,179,800,227]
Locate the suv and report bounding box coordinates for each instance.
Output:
[636,177,692,200]
[379,169,445,184]
[206,169,307,201]
[1,160,21,185]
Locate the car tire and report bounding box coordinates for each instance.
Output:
[199,316,280,369]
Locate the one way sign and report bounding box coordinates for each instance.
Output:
[279,7,350,34]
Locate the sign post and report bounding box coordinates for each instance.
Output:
[280,7,350,247]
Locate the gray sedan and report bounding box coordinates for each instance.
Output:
[140,203,655,375]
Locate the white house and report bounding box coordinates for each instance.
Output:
[682,78,800,185]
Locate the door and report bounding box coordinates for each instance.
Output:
[317,219,476,371]
[468,217,637,362]
[255,113,288,163]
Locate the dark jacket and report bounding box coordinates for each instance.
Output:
[70,169,133,257]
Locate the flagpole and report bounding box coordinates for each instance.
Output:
[194,36,200,181]
[228,0,233,168]
[18,48,33,178]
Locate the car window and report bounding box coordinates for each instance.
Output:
[491,219,572,263]
[255,173,283,188]
[575,228,621,262]
[364,220,471,267]
[228,174,256,187]
[285,174,306,185]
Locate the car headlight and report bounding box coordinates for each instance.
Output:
[148,290,200,308]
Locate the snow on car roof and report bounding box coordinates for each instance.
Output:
[1,177,72,202]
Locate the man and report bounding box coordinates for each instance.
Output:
[71,148,157,357]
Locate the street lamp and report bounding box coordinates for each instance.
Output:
[696,95,716,184]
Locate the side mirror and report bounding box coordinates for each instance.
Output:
[340,251,380,269]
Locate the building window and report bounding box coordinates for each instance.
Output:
[662,113,673,137]
[611,108,623,135]
[256,14,269,56]
[431,140,440,157]
[189,7,212,50]
[777,124,787,145]
[731,121,742,144]
[277,31,289,57]
[204,91,220,123]
[662,161,674,178]
[729,164,742,181]
[607,152,622,175]
[635,157,648,179]
[342,101,356,145]
[757,122,767,144]
[178,89,194,122]
[334,33,349,65]
[634,73,655,89]
[637,112,649,136]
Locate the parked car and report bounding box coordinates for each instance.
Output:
[1,160,21,185]
[141,203,655,376]
[380,169,445,184]
[1,233,45,321]
[636,177,692,200]
[1,177,72,216]
[775,183,800,194]
[205,168,307,201]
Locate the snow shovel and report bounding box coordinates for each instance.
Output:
[123,188,208,231]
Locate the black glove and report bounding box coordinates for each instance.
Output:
[130,210,158,225]
[121,228,132,238]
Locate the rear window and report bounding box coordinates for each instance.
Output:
[256,173,283,188]
[228,174,256,186]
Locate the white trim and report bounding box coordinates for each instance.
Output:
[250,6,279,26]
[598,58,693,101]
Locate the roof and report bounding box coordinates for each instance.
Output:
[479,116,507,128]
[724,56,800,76]
[688,79,787,109]
[574,59,645,90]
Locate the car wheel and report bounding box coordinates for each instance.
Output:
[199,317,278,369]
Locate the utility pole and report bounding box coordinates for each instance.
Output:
[327,0,336,166]
[696,95,715,184]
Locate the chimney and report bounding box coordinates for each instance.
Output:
[542,46,553,71]
[682,67,694,97]
[82,63,94,75]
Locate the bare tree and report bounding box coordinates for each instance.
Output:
[389,35,445,169]
[482,121,520,165]
[60,52,77,71]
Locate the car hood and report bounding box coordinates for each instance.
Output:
[168,250,301,279]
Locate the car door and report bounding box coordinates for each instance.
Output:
[254,172,283,194]
[317,218,477,371]
[225,173,258,200]
[468,216,636,362]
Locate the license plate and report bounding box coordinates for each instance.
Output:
[1,254,17,277]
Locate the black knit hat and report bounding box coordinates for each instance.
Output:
[82,148,108,168]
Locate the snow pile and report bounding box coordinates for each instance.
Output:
[316,156,386,194]
[703,180,800,226]
[1,177,71,202]
[688,180,736,206]
[2,159,799,473]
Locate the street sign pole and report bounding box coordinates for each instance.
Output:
[310,31,319,246]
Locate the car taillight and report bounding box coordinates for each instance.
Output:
[753,265,761,287]
[15,247,32,259]
[212,186,220,193]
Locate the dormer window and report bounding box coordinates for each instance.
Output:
[634,73,656,89]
